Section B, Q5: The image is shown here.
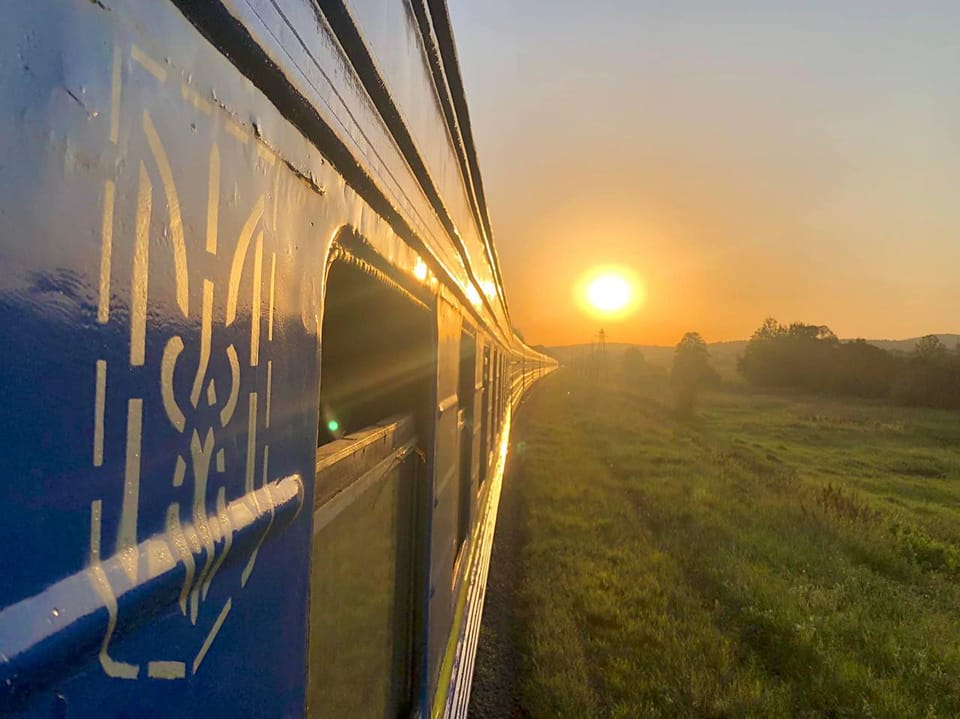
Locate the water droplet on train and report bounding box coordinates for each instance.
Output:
[54,693,68,719]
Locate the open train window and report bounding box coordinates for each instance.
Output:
[309,250,435,718]
[318,256,434,445]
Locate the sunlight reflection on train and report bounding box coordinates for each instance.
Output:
[413,257,428,282]
[465,284,482,308]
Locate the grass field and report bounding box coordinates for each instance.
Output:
[505,369,960,718]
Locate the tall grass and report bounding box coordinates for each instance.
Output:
[508,370,960,718]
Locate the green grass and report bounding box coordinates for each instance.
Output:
[508,370,960,718]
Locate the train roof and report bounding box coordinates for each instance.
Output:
[174,0,546,360]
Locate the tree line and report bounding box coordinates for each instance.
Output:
[737,318,960,409]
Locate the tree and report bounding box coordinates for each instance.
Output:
[891,335,958,407]
[754,317,786,341]
[671,332,716,415]
[739,317,845,393]
[621,346,665,384]
[832,339,898,397]
[914,334,948,360]
[738,317,787,385]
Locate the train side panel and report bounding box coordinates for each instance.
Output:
[0,0,556,716]
[0,1,351,714]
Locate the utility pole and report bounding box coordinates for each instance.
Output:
[586,328,607,381]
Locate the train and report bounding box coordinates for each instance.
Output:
[0,0,555,716]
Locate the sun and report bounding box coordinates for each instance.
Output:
[578,267,642,319]
[587,274,632,313]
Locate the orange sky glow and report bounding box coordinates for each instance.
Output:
[450,2,960,347]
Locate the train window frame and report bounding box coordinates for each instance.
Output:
[316,239,435,447]
[477,343,492,487]
[497,353,504,435]
[455,324,477,557]
[309,234,438,718]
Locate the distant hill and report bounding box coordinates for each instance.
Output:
[549,334,960,381]
[859,335,960,353]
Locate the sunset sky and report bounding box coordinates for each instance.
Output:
[449,1,960,347]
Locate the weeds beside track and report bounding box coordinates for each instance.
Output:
[488,370,960,718]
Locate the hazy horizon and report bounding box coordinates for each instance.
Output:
[449,2,960,347]
[546,331,960,350]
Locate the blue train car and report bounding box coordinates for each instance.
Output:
[0,1,554,716]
